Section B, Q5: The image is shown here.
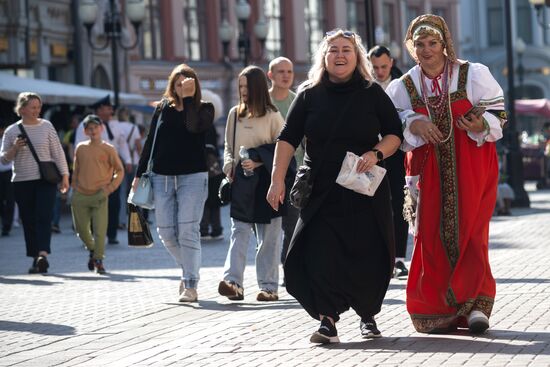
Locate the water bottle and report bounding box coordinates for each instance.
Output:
[239,146,254,177]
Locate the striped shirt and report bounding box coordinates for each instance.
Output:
[0,119,69,182]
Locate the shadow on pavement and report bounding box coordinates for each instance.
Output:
[496,277,550,284]
[45,273,180,283]
[0,276,62,286]
[0,320,76,336]
[321,331,550,354]
[163,299,303,311]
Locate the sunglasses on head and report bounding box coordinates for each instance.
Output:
[325,30,355,38]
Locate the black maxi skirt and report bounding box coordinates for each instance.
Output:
[285,183,393,322]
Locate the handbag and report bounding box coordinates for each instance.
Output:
[127,204,154,248]
[218,110,238,205]
[128,101,165,209]
[17,123,62,184]
[289,96,356,209]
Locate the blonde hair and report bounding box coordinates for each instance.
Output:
[301,29,372,91]
[14,92,42,117]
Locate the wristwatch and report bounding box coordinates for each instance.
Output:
[371,149,384,162]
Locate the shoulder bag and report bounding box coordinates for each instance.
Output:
[289,96,356,209]
[17,122,62,184]
[128,100,165,209]
[218,110,237,205]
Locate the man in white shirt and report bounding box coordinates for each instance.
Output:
[367,46,409,279]
[74,95,131,244]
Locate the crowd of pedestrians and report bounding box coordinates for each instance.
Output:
[0,13,510,345]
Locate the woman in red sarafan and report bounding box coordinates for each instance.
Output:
[386,14,507,334]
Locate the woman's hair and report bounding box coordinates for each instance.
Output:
[163,63,202,106]
[237,65,277,118]
[301,29,372,90]
[14,92,42,117]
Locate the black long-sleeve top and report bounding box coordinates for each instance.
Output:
[136,97,215,177]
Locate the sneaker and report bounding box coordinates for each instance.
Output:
[360,316,382,338]
[200,233,212,241]
[94,260,106,274]
[179,280,185,295]
[256,290,279,302]
[108,238,119,245]
[28,258,39,274]
[36,256,49,273]
[178,288,198,302]
[210,233,224,241]
[310,317,339,344]
[51,225,61,234]
[468,310,489,334]
[218,280,244,300]
[394,261,409,279]
[87,251,95,271]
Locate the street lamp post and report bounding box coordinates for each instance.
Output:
[221,0,268,67]
[78,0,146,109]
[515,38,526,99]
[505,0,530,207]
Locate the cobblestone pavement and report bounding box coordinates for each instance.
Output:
[0,184,549,366]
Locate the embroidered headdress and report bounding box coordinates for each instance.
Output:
[404,14,457,64]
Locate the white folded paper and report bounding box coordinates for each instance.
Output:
[336,151,387,196]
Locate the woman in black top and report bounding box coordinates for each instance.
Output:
[133,64,214,303]
[267,29,403,343]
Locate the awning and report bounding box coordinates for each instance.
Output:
[0,72,147,106]
[515,99,550,118]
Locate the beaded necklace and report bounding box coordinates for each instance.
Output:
[419,61,453,144]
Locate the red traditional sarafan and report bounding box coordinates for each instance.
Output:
[402,63,497,332]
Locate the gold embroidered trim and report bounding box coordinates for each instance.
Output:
[411,314,456,333]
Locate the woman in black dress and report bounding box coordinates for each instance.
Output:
[267,29,403,343]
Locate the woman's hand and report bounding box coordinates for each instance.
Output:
[240,159,262,172]
[357,151,379,173]
[131,177,139,192]
[59,175,70,194]
[266,180,285,211]
[410,119,443,144]
[456,112,486,133]
[177,77,196,99]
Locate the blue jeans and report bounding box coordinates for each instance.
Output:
[223,217,282,292]
[152,172,208,289]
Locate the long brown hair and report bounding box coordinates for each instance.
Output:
[163,63,202,106]
[237,65,277,118]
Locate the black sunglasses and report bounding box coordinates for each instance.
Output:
[325,30,355,38]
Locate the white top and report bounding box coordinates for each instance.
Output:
[386,61,506,151]
[118,121,141,165]
[74,119,131,164]
[0,119,69,182]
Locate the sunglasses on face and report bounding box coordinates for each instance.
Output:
[325,30,355,38]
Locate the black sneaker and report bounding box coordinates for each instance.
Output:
[28,258,39,274]
[394,261,409,279]
[36,256,49,273]
[360,316,382,339]
[88,251,95,271]
[310,317,340,344]
[94,260,106,275]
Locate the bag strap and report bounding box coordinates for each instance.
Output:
[144,99,167,175]
[17,122,41,165]
[127,124,136,144]
[230,110,237,176]
[309,94,357,182]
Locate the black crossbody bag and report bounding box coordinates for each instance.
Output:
[17,122,62,184]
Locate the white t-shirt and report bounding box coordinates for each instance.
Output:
[118,121,141,165]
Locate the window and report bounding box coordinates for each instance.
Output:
[487,0,504,46]
[265,0,284,60]
[432,7,447,20]
[406,5,420,24]
[517,0,533,44]
[183,0,206,60]
[140,0,162,60]
[346,0,366,39]
[305,0,327,59]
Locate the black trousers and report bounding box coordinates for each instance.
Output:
[200,204,223,236]
[107,186,120,240]
[385,150,409,258]
[14,180,56,257]
[0,170,15,233]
